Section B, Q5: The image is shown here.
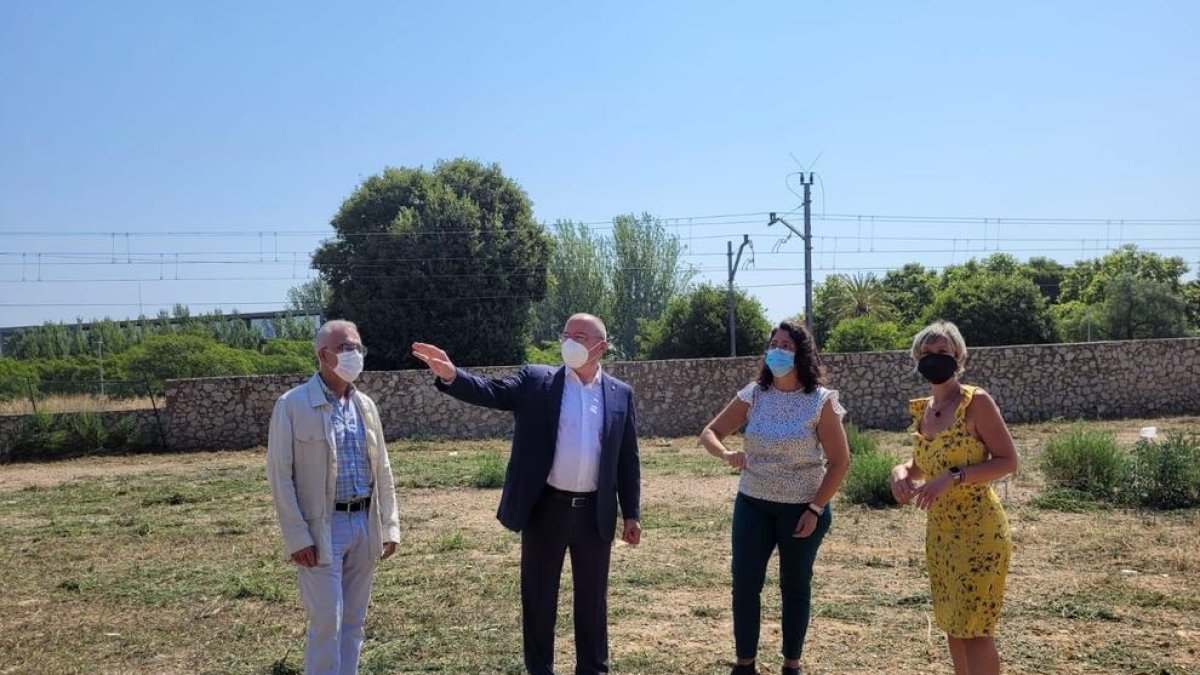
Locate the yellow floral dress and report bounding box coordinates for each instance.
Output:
[910,384,1010,638]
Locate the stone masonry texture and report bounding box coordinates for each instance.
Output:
[153,338,1200,451]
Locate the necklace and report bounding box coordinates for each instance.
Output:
[928,389,961,418]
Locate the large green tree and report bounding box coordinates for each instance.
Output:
[608,213,694,358]
[1060,245,1189,305]
[1025,256,1068,304]
[313,160,551,369]
[530,220,613,344]
[636,284,770,360]
[924,272,1058,346]
[1182,279,1200,332]
[1101,274,1188,340]
[286,278,332,317]
[882,263,938,327]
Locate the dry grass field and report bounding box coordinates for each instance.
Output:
[0,416,1197,674]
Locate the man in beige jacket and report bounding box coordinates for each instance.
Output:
[267,319,400,675]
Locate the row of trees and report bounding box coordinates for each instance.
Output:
[4,305,314,360]
[0,307,317,400]
[5,159,1197,398]
[809,246,1198,353]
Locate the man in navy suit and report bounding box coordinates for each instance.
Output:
[412,313,641,675]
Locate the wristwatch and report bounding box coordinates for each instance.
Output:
[949,466,966,485]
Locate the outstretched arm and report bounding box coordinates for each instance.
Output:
[413,342,525,411]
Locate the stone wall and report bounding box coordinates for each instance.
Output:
[158,338,1200,450]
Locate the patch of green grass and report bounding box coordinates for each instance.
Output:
[394,446,511,489]
[815,601,871,622]
[472,451,506,488]
[640,503,730,534]
[885,592,930,607]
[638,447,734,477]
[1034,594,1120,621]
[1082,644,1186,674]
[434,531,468,552]
[1029,487,1110,512]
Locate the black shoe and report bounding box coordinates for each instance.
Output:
[730,663,756,675]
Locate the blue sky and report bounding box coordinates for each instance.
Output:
[1,1,1197,328]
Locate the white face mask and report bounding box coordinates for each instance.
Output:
[333,350,364,383]
[561,339,591,370]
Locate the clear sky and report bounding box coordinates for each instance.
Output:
[2,1,1197,328]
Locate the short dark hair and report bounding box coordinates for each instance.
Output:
[757,321,826,394]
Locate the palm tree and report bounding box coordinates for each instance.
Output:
[821,273,897,322]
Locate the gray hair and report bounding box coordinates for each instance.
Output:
[314,319,359,354]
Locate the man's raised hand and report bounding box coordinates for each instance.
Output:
[412,343,457,382]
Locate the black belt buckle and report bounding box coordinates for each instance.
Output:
[335,498,370,512]
[570,496,588,508]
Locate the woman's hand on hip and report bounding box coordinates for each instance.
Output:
[722,450,747,471]
[793,510,819,538]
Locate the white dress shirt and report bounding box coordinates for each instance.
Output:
[547,366,605,492]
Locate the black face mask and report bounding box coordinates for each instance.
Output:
[917,353,958,384]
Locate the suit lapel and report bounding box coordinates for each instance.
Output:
[600,373,623,455]
[547,367,566,448]
[600,373,610,448]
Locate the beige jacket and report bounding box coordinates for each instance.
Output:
[266,373,400,566]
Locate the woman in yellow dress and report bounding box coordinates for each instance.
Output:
[891,321,1018,675]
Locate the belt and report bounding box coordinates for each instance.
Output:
[334,497,371,513]
[545,486,597,508]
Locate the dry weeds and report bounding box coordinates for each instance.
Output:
[0,393,154,416]
[0,415,1197,674]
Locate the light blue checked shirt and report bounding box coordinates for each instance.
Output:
[318,376,372,503]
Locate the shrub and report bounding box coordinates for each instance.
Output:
[841,450,900,508]
[250,352,312,375]
[0,358,39,402]
[1124,434,1200,509]
[525,341,561,366]
[260,339,313,359]
[3,411,157,463]
[824,316,906,353]
[66,411,108,453]
[113,334,255,388]
[1039,427,1126,500]
[845,423,879,456]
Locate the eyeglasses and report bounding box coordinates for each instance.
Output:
[325,342,368,356]
[560,332,603,344]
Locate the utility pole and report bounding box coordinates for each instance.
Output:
[98,337,105,397]
[727,235,753,356]
[769,172,815,333]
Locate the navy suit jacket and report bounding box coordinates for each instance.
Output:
[435,365,641,542]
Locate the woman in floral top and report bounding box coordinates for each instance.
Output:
[700,320,851,675]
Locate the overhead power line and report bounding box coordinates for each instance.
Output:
[1,210,1196,238]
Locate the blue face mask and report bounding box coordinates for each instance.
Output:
[764,348,795,377]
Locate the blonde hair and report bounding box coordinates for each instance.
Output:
[910,320,968,376]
